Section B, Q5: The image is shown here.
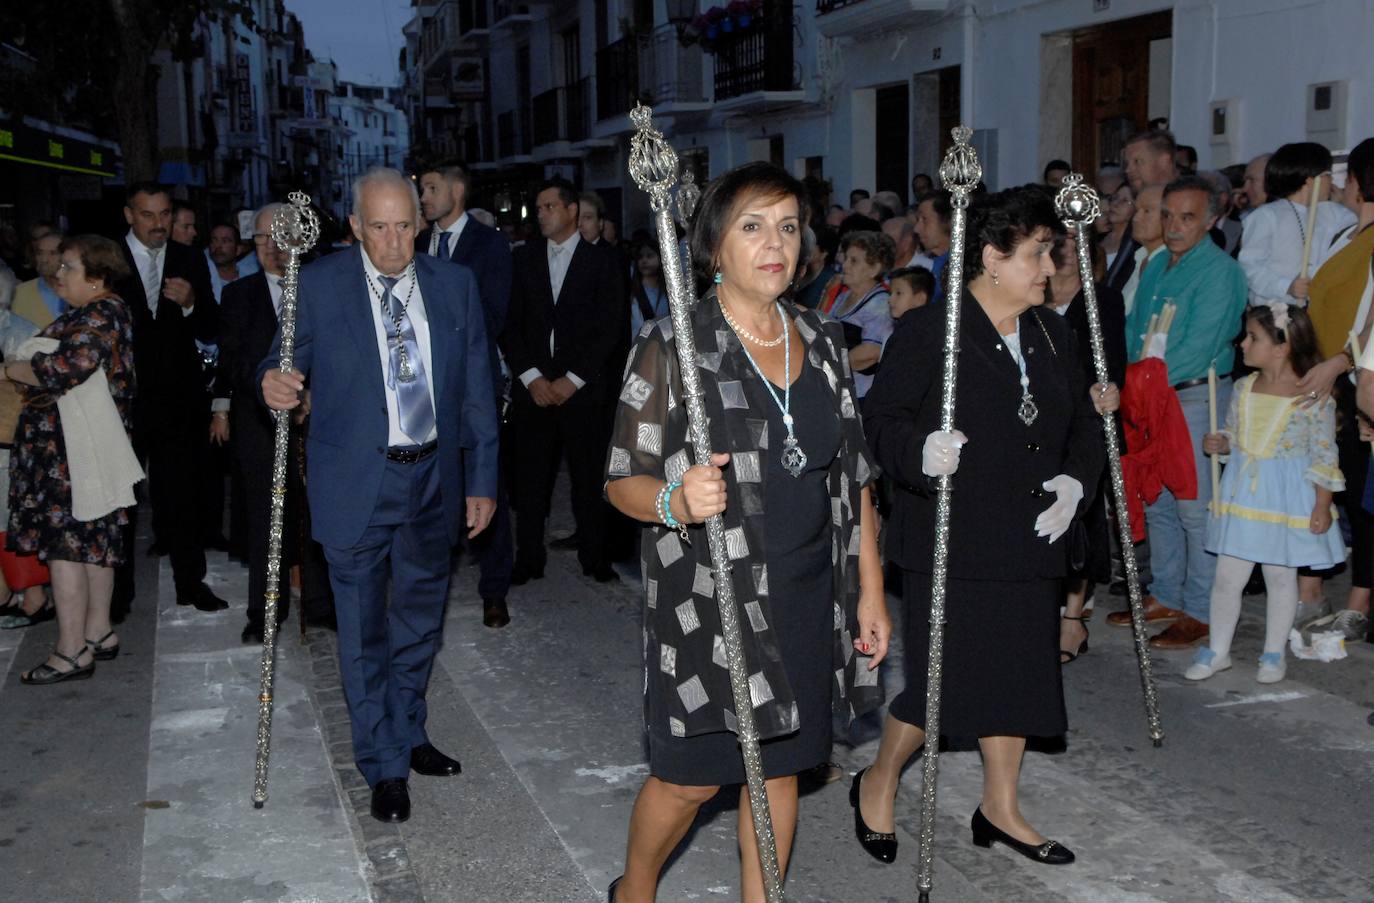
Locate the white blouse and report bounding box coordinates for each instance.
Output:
[1239,199,1356,307]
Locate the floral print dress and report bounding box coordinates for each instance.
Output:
[7,297,136,567]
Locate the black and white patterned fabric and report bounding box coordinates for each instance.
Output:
[605,293,882,742]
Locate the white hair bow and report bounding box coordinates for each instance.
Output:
[1268,301,1291,333]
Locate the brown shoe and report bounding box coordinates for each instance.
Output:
[482,599,510,629]
[1148,614,1209,649]
[1106,596,1182,627]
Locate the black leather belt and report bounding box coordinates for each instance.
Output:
[385,440,438,464]
[1171,377,1211,391]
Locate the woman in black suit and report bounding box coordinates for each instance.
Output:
[850,187,1107,866]
[1045,227,1126,661]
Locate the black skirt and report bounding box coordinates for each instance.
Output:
[888,570,1066,743]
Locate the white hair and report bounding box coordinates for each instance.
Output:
[351,167,422,221]
[469,207,495,228]
[253,201,285,234]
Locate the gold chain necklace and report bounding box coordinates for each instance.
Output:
[720,299,785,347]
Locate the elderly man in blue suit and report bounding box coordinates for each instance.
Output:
[260,168,498,823]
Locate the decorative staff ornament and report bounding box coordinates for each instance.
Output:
[1054,172,1165,748]
[252,191,320,809]
[915,125,982,903]
[628,103,786,903]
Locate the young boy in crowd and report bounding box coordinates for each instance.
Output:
[887,265,935,318]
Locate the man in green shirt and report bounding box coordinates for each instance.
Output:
[1117,176,1248,650]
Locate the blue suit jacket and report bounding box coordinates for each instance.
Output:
[418,218,511,383]
[258,245,499,549]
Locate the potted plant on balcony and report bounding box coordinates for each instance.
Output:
[691,0,765,53]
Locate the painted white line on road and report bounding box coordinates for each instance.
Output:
[1205,691,1309,708]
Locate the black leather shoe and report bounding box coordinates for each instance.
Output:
[370,778,410,823]
[146,541,168,558]
[584,564,620,584]
[510,561,545,585]
[550,532,580,551]
[178,584,229,612]
[482,598,510,628]
[608,875,622,903]
[410,743,462,777]
[970,807,1074,865]
[849,767,897,863]
[241,622,265,644]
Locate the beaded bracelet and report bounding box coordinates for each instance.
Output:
[657,480,689,542]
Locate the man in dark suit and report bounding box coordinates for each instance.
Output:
[261,168,499,824]
[417,160,514,628]
[112,182,225,613]
[217,204,334,643]
[500,180,627,585]
[1109,130,1180,292]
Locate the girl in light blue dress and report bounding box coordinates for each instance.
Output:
[1191,304,1344,684]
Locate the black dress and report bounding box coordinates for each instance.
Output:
[649,361,841,785]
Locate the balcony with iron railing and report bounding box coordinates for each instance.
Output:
[712,13,796,102]
[492,1,531,31]
[595,35,642,122]
[641,24,708,109]
[530,78,592,150]
[457,0,490,49]
[496,108,531,159]
[814,0,952,39]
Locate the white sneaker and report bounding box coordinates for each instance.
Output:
[1294,597,1331,626]
[1330,609,1370,641]
[1256,652,1286,684]
[1185,648,1232,681]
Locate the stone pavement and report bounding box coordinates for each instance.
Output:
[3,494,1374,902]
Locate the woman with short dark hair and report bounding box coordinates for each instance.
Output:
[7,234,138,685]
[603,162,891,901]
[818,230,896,397]
[850,186,1104,868]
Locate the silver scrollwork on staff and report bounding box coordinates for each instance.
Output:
[916,126,982,903]
[627,103,785,903]
[252,192,321,808]
[1055,173,1164,748]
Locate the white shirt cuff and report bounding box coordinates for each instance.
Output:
[565,372,586,390]
[211,398,230,413]
[518,368,543,387]
[181,304,194,317]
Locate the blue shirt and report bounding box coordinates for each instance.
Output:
[931,252,950,303]
[1125,238,1248,384]
[36,278,66,319]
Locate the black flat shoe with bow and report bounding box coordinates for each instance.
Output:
[971,807,1075,865]
[849,767,897,863]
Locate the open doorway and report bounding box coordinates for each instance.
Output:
[1069,10,1172,173]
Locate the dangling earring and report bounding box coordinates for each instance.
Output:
[713,271,723,285]
[991,271,1000,286]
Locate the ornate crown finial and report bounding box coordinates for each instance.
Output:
[938,125,982,205]
[1054,172,1101,226]
[628,102,679,213]
[271,192,321,254]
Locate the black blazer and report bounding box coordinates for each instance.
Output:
[1104,223,1140,294]
[217,272,279,464]
[418,218,512,382]
[112,235,217,408]
[1060,283,1128,389]
[501,235,627,407]
[865,294,1105,579]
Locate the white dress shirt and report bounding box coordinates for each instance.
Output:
[1122,244,1166,317]
[1239,200,1357,307]
[361,253,438,446]
[518,232,585,390]
[125,232,194,318]
[427,211,470,259]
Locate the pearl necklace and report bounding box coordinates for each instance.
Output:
[720,299,785,347]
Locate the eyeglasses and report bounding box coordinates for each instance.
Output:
[252,232,272,244]
[56,261,79,274]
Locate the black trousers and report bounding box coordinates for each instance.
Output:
[241,441,297,628]
[509,399,612,573]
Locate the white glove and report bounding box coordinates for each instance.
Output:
[1034,474,1084,544]
[1144,332,1168,360]
[921,429,968,477]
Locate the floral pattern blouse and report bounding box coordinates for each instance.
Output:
[605,294,882,742]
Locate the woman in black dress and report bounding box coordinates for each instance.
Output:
[604,163,891,902]
[7,235,136,684]
[851,187,1105,866]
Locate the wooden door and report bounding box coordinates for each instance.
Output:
[1071,10,1171,174]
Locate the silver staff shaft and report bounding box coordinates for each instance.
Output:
[253,193,321,808]
[916,127,982,903]
[1055,174,1164,747]
[628,104,784,903]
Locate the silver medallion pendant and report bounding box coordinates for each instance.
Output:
[1018,391,1039,426]
[397,356,417,383]
[781,434,807,477]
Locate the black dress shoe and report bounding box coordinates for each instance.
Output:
[510,561,545,585]
[482,598,511,628]
[370,778,410,823]
[178,584,229,612]
[549,532,580,551]
[146,541,168,557]
[410,743,462,776]
[970,807,1074,865]
[241,623,265,644]
[303,610,338,632]
[584,564,620,584]
[849,768,897,863]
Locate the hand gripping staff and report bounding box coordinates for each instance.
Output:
[1054,173,1164,748]
[627,103,785,903]
[252,192,321,808]
[914,127,981,903]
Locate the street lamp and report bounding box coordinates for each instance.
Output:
[666,0,699,46]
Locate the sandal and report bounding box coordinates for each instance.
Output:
[20,647,95,685]
[87,630,120,661]
[0,597,55,630]
[1060,615,1090,665]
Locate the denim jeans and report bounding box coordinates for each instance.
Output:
[1144,379,1232,623]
